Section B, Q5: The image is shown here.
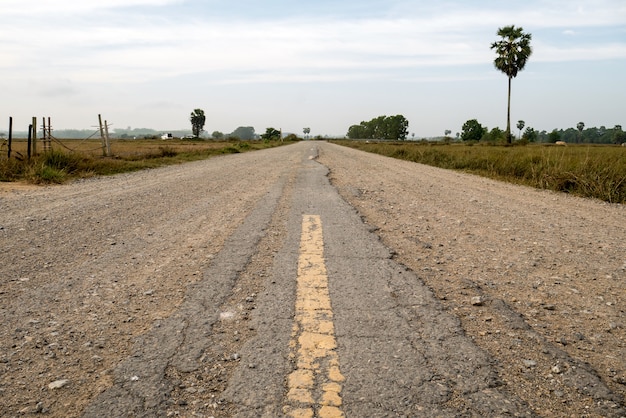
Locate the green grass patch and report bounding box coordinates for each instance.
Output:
[332,140,626,204]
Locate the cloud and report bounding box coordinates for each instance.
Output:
[1,0,183,15]
[0,0,624,87]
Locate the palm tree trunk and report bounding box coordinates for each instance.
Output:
[506,76,512,143]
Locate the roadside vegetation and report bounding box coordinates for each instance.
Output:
[332,140,626,204]
[0,138,294,184]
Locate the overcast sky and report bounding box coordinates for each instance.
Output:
[1,0,624,137]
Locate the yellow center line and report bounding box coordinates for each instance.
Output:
[284,215,345,418]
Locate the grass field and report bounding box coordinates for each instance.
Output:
[332,140,626,204]
[0,138,291,184]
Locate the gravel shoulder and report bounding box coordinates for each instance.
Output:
[317,141,626,417]
[0,147,301,416]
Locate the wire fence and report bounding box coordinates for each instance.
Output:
[2,116,111,159]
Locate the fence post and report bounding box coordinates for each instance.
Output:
[32,116,37,155]
[98,114,107,156]
[27,124,32,160]
[7,117,12,158]
[104,120,112,156]
[46,117,52,151]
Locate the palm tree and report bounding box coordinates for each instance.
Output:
[576,121,585,143]
[190,109,206,138]
[491,25,532,143]
[517,120,525,139]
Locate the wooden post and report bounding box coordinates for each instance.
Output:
[46,117,52,151]
[7,117,12,158]
[104,120,112,156]
[31,117,37,155]
[98,114,107,156]
[27,124,32,160]
[42,117,47,152]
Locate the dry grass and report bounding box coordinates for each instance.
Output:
[0,138,293,184]
[332,140,626,204]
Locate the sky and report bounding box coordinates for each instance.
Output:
[1,0,625,138]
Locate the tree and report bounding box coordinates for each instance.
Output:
[613,125,625,144]
[488,127,505,142]
[576,121,585,143]
[491,25,532,143]
[261,127,281,141]
[548,129,560,143]
[384,115,409,140]
[211,131,224,139]
[522,126,537,142]
[517,120,525,139]
[346,115,409,140]
[231,126,256,140]
[190,109,206,138]
[444,129,452,137]
[461,119,486,141]
[303,127,311,139]
[347,124,367,139]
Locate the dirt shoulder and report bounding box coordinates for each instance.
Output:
[317,142,625,417]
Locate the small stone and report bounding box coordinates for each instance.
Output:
[143,289,154,296]
[35,402,45,413]
[471,296,484,306]
[551,364,563,374]
[48,379,69,389]
[523,360,537,368]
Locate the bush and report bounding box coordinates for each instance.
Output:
[42,150,83,173]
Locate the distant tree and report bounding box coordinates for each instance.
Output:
[488,127,505,142]
[346,115,409,140]
[491,25,533,143]
[517,120,525,139]
[613,125,625,144]
[211,131,224,139]
[261,127,281,141]
[231,126,256,140]
[575,121,585,143]
[461,119,486,141]
[190,109,206,138]
[444,129,452,137]
[522,126,537,142]
[303,127,311,139]
[385,115,409,140]
[548,129,560,143]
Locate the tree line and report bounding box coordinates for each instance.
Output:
[457,119,625,144]
[347,115,409,140]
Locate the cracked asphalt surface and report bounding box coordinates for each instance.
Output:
[1,141,624,417]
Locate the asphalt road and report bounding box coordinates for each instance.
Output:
[4,141,623,418]
[81,142,533,417]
